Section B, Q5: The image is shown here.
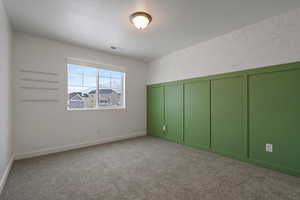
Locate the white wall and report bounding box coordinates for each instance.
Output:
[148,8,300,84]
[12,32,148,158]
[0,0,12,188]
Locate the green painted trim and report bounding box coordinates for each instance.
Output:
[163,86,166,137]
[244,75,249,158]
[164,80,184,86]
[244,62,300,76]
[209,80,212,149]
[248,159,300,177]
[185,143,211,152]
[164,136,185,145]
[182,84,185,143]
[211,150,248,162]
[148,83,165,88]
[183,77,211,84]
[246,75,250,159]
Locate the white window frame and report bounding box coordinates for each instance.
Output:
[66,59,126,111]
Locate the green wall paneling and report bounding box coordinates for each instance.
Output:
[147,85,165,138]
[184,80,210,150]
[147,61,300,177]
[211,75,247,159]
[249,69,300,176]
[164,83,184,143]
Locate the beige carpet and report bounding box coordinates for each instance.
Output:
[1,136,300,200]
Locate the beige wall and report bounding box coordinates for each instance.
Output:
[0,0,12,191]
[12,32,148,158]
[148,8,300,84]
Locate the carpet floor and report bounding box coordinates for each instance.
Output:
[1,136,300,200]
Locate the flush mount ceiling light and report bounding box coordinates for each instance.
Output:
[130,11,152,30]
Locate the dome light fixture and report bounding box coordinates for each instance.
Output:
[130,11,152,30]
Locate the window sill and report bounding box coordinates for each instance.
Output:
[67,106,126,111]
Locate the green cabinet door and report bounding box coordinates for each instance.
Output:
[165,84,184,143]
[184,80,210,149]
[147,86,165,137]
[249,69,300,174]
[211,76,246,159]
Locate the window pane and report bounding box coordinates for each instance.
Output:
[111,78,122,90]
[68,64,97,109]
[99,69,110,78]
[68,73,82,87]
[99,77,110,88]
[84,75,97,87]
[98,70,123,107]
[111,71,122,78]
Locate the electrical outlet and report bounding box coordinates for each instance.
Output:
[97,129,101,136]
[266,143,273,152]
[162,125,166,132]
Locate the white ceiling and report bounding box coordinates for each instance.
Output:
[3,0,300,62]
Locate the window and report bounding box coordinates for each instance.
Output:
[67,63,125,110]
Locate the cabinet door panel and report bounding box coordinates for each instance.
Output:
[211,76,246,159]
[249,70,300,172]
[184,81,210,149]
[165,84,183,143]
[147,86,164,137]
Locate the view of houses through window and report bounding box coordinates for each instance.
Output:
[68,64,124,109]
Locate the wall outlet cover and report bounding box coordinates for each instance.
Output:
[266,143,273,152]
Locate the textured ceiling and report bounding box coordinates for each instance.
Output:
[3,0,300,62]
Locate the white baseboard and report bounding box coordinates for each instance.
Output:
[15,131,146,160]
[0,155,14,195]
